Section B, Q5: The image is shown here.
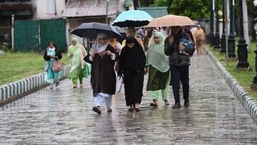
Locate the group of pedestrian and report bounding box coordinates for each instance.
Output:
[43,24,198,114]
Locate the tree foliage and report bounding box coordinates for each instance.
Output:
[139,0,257,21]
[168,0,210,20]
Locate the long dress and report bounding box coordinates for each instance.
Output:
[43,47,62,85]
[118,37,146,106]
[84,45,118,96]
[67,41,87,86]
[146,31,170,101]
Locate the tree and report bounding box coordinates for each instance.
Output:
[169,0,210,20]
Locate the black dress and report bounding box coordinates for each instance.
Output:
[118,36,146,106]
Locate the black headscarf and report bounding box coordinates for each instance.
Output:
[119,36,146,73]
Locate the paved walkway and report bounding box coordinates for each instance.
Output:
[1,51,257,145]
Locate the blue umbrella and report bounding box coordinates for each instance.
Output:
[112,10,153,27]
[71,22,122,39]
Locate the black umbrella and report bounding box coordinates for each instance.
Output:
[71,22,122,39]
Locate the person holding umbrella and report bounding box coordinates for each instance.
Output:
[121,27,145,52]
[164,26,195,109]
[84,33,118,114]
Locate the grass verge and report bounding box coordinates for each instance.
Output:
[0,51,69,85]
[207,43,257,100]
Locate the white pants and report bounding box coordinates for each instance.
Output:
[94,92,112,108]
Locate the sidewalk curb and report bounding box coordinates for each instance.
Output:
[0,66,71,107]
[206,48,257,123]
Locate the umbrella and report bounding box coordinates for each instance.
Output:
[146,14,194,27]
[71,22,122,39]
[112,10,153,27]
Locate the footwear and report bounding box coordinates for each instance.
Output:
[150,99,158,107]
[128,108,134,112]
[134,107,140,112]
[80,83,83,88]
[73,85,77,88]
[107,107,112,112]
[184,101,190,107]
[55,80,60,87]
[92,106,101,114]
[50,85,53,89]
[172,103,181,109]
[134,103,140,112]
[128,105,134,112]
[164,100,170,105]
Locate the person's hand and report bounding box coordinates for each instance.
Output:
[179,43,185,51]
[144,67,148,75]
[168,36,174,45]
[106,50,112,55]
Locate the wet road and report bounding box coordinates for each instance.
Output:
[1,53,257,145]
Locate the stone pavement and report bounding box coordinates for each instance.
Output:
[1,51,257,145]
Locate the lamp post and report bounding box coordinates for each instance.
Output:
[209,0,215,46]
[236,0,249,68]
[251,0,257,90]
[228,0,236,58]
[214,0,221,49]
[220,0,226,53]
[106,0,109,24]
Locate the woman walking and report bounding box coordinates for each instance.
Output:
[67,38,88,88]
[43,41,63,89]
[146,31,171,107]
[84,33,118,114]
[118,36,146,112]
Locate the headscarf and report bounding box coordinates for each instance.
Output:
[89,33,108,54]
[146,31,169,72]
[72,38,81,49]
[120,36,146,71]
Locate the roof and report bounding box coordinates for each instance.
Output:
[64,0,119,18]
[0,2,33,17]
[137,7,168,18]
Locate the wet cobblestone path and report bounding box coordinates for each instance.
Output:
[1,54,257,145]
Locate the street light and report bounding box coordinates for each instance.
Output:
[220,0,226,53]
[214,0,221,49]
[209,0,215,46]
[236,0,249,68]
[251,0,257,90]
[228,0,236,58]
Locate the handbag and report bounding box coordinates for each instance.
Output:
[52,57,64,72]
[116,76,123,93]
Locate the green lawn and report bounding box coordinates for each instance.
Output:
[0,51,69,85]
[207,41,257,100]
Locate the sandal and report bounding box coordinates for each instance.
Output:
[128,105,134,112]
[164,100,170,105]
[107,107,112,112]
[134,107,140,112]
[92,106,101,114]
[150,99,158,107]
[134,103,140,112]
